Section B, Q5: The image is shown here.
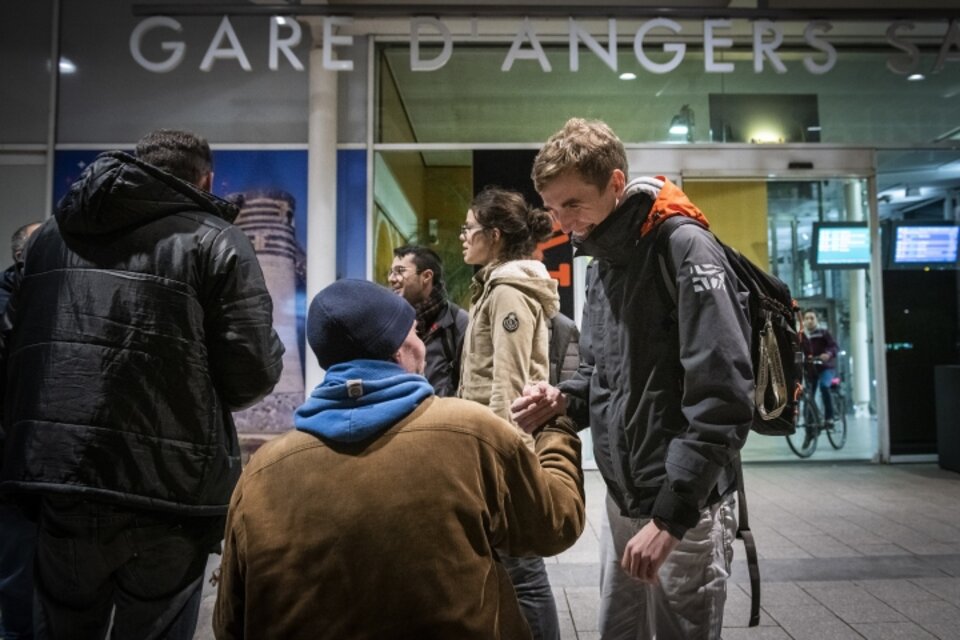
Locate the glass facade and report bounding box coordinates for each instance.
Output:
[2,2,958,460]
[370,31,960,462]
[377,42,959,145]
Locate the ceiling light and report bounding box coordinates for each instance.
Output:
[749,130,785,144]
[59,58,76,74]
[619,72,637,80]
[907,73,925,81]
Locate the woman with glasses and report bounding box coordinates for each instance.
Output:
[458,186,562,640]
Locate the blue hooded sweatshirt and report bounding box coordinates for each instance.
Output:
[294,360,434,443]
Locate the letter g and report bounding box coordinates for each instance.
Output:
[130,17,186,73]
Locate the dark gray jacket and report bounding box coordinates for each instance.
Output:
[423,300,469,398]
[560,178,752,538]
[548,311,580,386]
[0,151,284,515]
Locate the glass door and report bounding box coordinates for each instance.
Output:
[680,177,877,462]
[622,144,882,462]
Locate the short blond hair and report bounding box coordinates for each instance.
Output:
[531,118,628,192]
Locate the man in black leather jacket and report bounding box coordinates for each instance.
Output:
[0,129,284,639]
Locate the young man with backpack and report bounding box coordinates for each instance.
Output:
[512,117,754,639]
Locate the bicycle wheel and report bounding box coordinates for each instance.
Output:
[786,397,819,458]
[827,390,848,449]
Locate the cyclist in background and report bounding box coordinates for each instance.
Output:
[802,310,840,425]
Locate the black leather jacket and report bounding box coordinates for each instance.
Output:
[0,151,284,515]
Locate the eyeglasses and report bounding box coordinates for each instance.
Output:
[460,223,483,236]
[386,266,415,280]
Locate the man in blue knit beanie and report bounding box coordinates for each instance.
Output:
[214,278,587,640]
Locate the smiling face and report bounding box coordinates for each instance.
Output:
[538,169,625,241]
[388,253,431,306]
[460,208,499,266]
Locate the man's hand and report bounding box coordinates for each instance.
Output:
[510,381,567,434]
[620,520,680,584]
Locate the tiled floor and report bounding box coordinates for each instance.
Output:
[196,462,960,639]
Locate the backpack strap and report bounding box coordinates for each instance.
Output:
[653,215,707,315]
[734,456,761,627]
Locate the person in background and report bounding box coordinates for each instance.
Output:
[388,244,468,397]
[801,309,840,425]
[458,186,562,640]
[0,129,284,639]
[548,310,580,386]
[212,278,584,640]
[0,222,41,312]
[531,237,581,388]
[0,220,41,640]
[513,117,753,639]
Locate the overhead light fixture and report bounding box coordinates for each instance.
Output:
[668,104,694,142]
[619,72,637,80]
[59,57,77,74]
[907,73,925,81]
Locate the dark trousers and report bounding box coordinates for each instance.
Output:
[810,368,836,421]
[501,554,560,640]
[33,497,214,640]
[0,503,37,639]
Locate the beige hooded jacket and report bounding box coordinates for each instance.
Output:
[459,259,559,448]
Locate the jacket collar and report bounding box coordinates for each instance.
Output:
[573,176,710,265]
[574,190,653,265]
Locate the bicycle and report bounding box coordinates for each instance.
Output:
[786,360,848,458]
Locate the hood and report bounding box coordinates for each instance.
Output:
[638,176,710,237]
[294,359,434,443]
[55,151,238,236]
[474,259,560,318]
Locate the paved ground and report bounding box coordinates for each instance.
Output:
[195,462,960,639]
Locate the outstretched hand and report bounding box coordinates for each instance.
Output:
[620,521,680,584]
[510,381,567,434]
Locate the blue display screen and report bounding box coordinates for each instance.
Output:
[893,225,959,264]
[814,224,871,267]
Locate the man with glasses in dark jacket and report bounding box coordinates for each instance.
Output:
[0,129,284,639]
[388,244,468,397]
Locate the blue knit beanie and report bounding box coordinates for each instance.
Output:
[307,279,416,369]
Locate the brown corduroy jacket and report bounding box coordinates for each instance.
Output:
[213,395,584,640]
